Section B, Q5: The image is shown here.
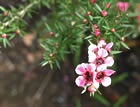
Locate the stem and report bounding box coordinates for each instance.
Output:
[1,0,40,29]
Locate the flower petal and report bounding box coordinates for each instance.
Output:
[105,56,114,66]
[88,53,96,62]
[101,77,111,87]
[75,63,86,75]
[98,40,106,48]
[105,42,113,51]
[85,64,96,72]
[98,48,108,57]
[75,76,86,87]
[94,81,100,89]
[97,64,107,71]
[105,69,116,76]
[88,44,97,54]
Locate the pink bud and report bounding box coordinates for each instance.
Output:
[1,33,7,38]
[90,0,95,3]
[121,37,125,41]
[93,24,98,28]
[101,10,107,16]
[88,85,95,92]
[88,11,91,15]
[106,3,110,8]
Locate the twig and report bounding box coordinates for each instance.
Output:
[0,0,40,29]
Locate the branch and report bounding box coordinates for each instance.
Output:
[0,0,40,29]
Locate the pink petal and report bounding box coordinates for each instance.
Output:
[94,81,100,89]
[105,56,114,66]
[85,64,96,72]
[98,48,108,57]
[97,64,107,71]
[75,64,86,75]
[124,2,129,11]
[88,44,97,54]
[101,77,111,87]
[105,69,116,76]
[88,53,96,62]
[98,40,106,48]
[105,42,113,51]
[75,76,86,87]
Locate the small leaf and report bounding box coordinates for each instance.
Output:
[45,24,51,32]
[128,12,138,17]
[112,72,128,85]
[0,6,6,11]
[55,60,61,69]
[121,24,134,28]
[110,51,122,54]
[75,12,84,19]
[102,26,110,30]
[41,61,48,66]
[113,95,128,107]
[95,3,102,12]
[94,93,111,106]
[113,32,121,39]
[81,86,87,94]
[121,42,130,49]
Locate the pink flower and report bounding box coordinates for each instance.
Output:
[98,39,106,48]
[90,0,95,3]
[101,10,107,16]
[75,63,96,87]
[93,24,98,29]
[106,3,110,8]
[94,66,115,87]
[94,29,100,37]
[89,48,114,70]
[88,40,106,55]
[116,2,129,12]
[105,42,113,52]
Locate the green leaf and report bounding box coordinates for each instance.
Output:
[113,95,128,107]
[121,24,134,28]
[94,93,111,106]
[128,12,138,17]
[95,3,102,12]
[45,24,51,32]
[110,51,122,54]
[113,32,121,39]
[124,32,133,37]
[55,60,61,69]
[75,12,84,19]
[102,26,110,30]
[112,72,128,85]
[0,6,6,11]
[41,61,48,66]
[81,86,87,94]
[75,99,81,107]
[121,42,130,49]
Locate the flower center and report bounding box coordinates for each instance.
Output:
[85,71,92,81]
[96,71,105,80]
[96,58,104,65]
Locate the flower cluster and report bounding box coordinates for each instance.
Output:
[75,39,116,96]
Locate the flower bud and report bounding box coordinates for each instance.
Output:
[111,28,115,32]
[88,85,95,92]
[88,11,91,15]
[3,11,8,16]
[101,10,107,16]
[1,33,7,38]
[49,32,54,36]
[121,36,125,41]
[90,0,95,3]
[83,18,88,24]
[16,29,21,34]
[49,53,53,57]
